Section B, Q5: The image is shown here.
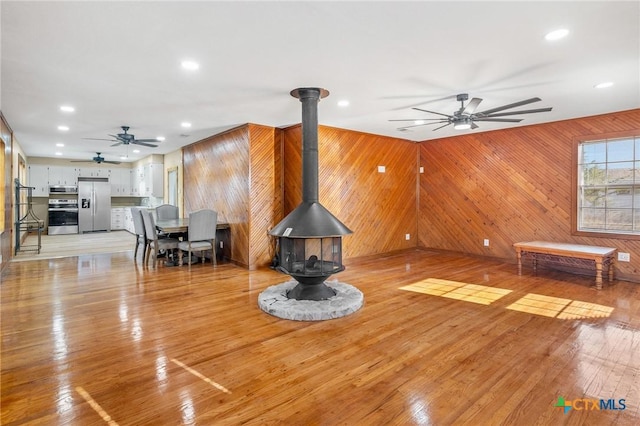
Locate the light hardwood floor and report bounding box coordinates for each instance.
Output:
[1,248,639,425]
[12,231,133,261]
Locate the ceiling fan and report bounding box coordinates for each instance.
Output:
[390,94,552,131]
[71,152,121,165]
[83,126,160,147]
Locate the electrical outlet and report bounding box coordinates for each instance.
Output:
[405,234,410,240]
[618,252,630,262]
[419,166,424,173]
[219,241,224,249]
[483,239,490,247]
[378,165,386,173]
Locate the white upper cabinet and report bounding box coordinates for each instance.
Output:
[48,166,78,186]
[110,168,133,196]
[77,167,109,178]
[144,163,163,197]
[131,163,163,197]
[28,164,49,196]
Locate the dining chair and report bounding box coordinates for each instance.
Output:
[156,204,179,220]
[155,203,181,239]
[178,209,218,267]
[130,207,147,263]
[141,209,179,267]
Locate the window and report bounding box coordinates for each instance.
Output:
[575,133,640,237]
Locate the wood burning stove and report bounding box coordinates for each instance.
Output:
[269,87,352,301]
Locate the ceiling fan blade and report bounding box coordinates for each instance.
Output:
[432,122,452,131]
[134,138,161,143]
[471,122,479,130]
[475,97,542,116]
[132,141,158,148]
[473,118,523,123]
[397,120,449,130]
[481,107,553,118]
[103,160,122,165]
[82,137,118,142]
[411,107,453,118]
[462,97,482,114]
[110,141,124,147]
[389,118,447,122]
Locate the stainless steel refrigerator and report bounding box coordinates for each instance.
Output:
[78,177,111,233]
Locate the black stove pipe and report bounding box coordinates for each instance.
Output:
[291,87,328,204]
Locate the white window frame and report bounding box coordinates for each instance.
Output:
[573,131,640,239]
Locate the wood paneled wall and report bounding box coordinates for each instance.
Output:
[281,125,417,259]
[182,109,639,281]
[183,124,278,269]
[418,109,640,281]
[248,124,281,269]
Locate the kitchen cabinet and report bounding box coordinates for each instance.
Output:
[28,164,49,196]
[144,163,164,197]
[123,208,135,233]
[111,208,125,230]
[110,168,133,196]
[48,166,78,186]
[131,165,144,196]
[78,167,109,178]
[131,163,163,197]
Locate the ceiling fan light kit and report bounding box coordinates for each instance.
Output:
[453,117,472,130]
[391,93,552,132]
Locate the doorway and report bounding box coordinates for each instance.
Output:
[167,167,178,207]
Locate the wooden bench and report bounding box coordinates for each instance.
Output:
[513,241,617,290]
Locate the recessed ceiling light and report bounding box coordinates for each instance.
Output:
[120,156,128,160]
[156,136,166,141]
[414,120,426,125]
[133,149,140,153]
[59,105,75,113]
[55,152,63,156]
[337,100,349,107]
[181,60,200,71]
[545,28,569,41]
[56,143,64,147]
[181,122,192,128]
[57,125,69,131]
[594,81,614,89]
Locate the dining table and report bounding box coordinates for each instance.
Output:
[155,218,230,234]
[155,219,231,265]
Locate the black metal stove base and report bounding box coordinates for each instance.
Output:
[286,282,337,301]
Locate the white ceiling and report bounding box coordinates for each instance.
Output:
[2,1,639,164]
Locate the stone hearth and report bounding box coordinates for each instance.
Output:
[258,280,364,321]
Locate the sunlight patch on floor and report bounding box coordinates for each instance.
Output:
[507,294,614,319]
[400,279,614,320]
[399,278,512,305]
